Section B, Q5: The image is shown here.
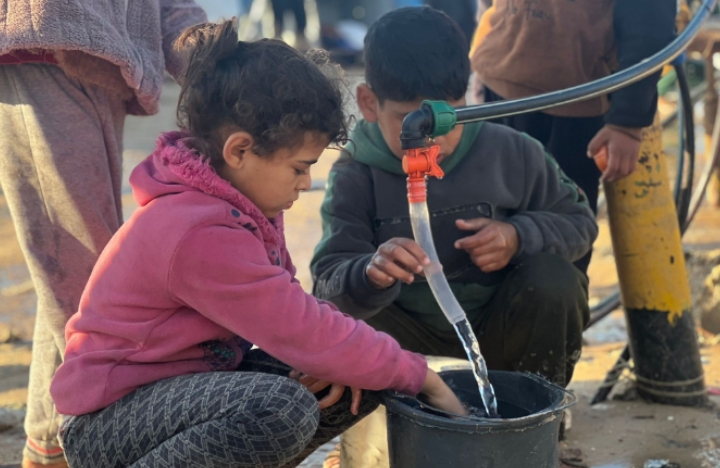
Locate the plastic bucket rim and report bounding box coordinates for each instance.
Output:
[381,370,576,431]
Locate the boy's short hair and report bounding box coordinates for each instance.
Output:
[364,6,470,103]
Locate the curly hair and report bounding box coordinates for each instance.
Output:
[175,20,348,166]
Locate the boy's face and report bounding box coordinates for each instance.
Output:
[356,84,466,161]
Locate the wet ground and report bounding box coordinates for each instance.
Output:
[2,53,720,467]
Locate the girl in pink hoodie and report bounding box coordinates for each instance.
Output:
[49,20,464,468]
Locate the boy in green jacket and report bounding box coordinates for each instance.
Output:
[311,6,597,388]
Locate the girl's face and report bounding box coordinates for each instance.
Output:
[220,132,328,219]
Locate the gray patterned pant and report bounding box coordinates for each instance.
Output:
[59,350,380,467]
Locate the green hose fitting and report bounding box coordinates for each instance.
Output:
[423,100,458,138]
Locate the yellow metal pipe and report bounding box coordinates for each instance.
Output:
[604,117,691,324]
[603,115,706,406]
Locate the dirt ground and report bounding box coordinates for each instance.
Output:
[1,75,720,467]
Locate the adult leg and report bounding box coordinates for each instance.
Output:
[271,0,289,38]
[546,115,604,273]
[546,116,605,214]
[483,87,554,145]
[288,0,307,35]
[0,63,125,464]
[475,253,589,387]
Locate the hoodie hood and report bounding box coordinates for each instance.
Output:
[129,131,283,246]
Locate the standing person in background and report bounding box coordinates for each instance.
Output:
[272,0,311,50]
[0,1,206,466]
[425,0,477,47]
[470,0,676,273]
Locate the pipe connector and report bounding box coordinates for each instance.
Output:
[400,106,434,150]
[400,101,458,150]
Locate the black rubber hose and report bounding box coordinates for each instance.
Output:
[451,0,716,124]
[676,77,687,203]
[676,62,696,231]
[400,0,716,143]
[662,72,720,128]
[587,293,622,327]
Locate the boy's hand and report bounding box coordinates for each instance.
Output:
[290,370,363,415]
[587,124,642,183]
[455,218,519,272]
[366,238,430,289]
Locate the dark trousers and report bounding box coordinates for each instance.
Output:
[366,254,589,387]
[271,0,307,34]
[484,87,604,274]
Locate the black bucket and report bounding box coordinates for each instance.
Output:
[382,370,575,468]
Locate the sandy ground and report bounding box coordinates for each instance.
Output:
[1,73,720,467]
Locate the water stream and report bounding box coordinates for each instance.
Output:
[453,318,499,418]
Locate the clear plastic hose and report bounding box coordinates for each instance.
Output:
[408,201,467,325]
[408,197,499,418]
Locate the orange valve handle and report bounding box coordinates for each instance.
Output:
[402,145,444,203]
[593,146,608,172]
[402,145,444,179]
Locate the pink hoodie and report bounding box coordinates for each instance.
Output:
[50,132,428,416]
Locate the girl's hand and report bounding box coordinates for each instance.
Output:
[289,370,363,415]
[420,370,467,415]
